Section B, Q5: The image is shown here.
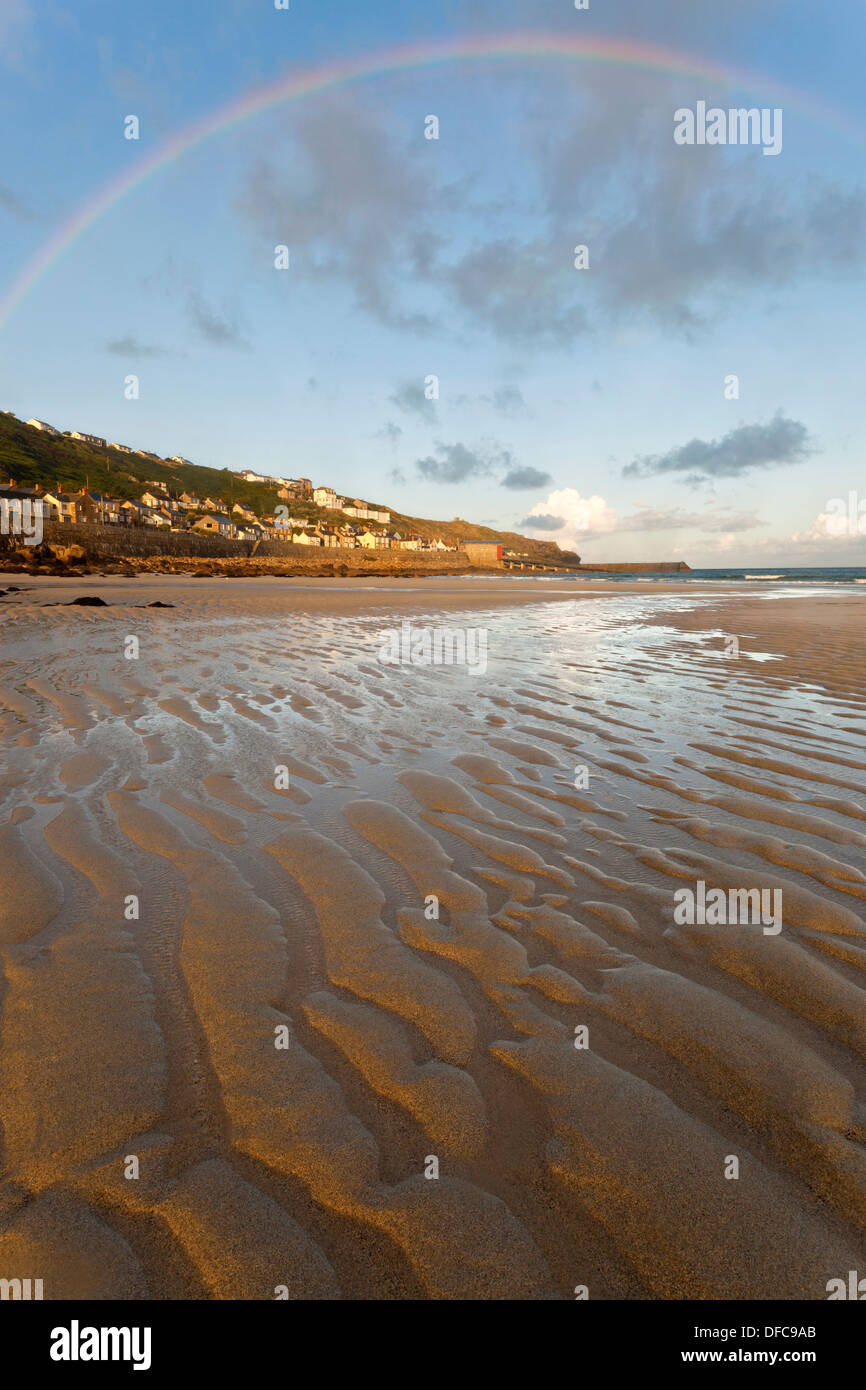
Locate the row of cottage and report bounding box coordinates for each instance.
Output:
[16,417,199,466]
[16,418,392,523]
[0,480,456,552]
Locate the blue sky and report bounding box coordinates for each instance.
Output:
[1,0,865,565]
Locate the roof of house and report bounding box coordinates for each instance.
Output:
[1,483,40,497]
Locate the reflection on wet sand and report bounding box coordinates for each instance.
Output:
[0,576,864,1299]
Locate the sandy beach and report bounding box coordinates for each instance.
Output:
[1,575,864,1300]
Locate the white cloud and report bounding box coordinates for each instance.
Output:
[792,504,866,544]
[521,488,619,551]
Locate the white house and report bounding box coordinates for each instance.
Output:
[313,486,342,509]
[356,530,390,550]
[27,418,59,434]
[42,491,84,523]
[346,504,390,522]
[69,431,106,447]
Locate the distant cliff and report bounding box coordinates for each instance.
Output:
[574,561,692,573]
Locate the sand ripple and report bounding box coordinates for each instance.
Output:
[1,579,864,1298]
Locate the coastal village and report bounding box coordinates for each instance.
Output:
[0,412,688,574]
[0,412,465,554]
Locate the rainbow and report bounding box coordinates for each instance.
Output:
[0,31,858,332]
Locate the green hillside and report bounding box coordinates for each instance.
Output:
[0,415,304,518]
[0,413,578,562]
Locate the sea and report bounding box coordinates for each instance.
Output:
[538,566,866,585]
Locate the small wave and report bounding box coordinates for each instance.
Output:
[744,574,784,580]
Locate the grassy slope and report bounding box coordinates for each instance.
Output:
[0,415,579,562]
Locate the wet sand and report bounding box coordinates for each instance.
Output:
[1,575,864,1299]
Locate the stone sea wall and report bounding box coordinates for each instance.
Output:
[14,522,475,575]
[38,521,253,558]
